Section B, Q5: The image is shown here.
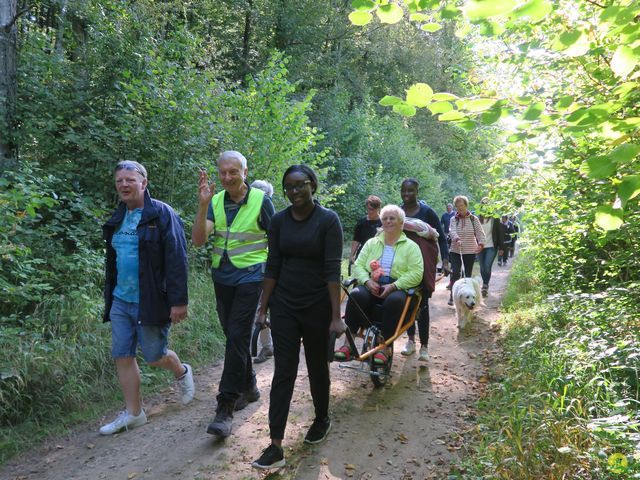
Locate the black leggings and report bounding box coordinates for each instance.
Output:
[268,295,331,440]
[450,252,476,283]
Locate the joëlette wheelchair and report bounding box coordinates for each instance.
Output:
[329,227,445,387]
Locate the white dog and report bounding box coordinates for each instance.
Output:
[452,277,482,329]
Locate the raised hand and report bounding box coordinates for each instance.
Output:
[198,169,216,207]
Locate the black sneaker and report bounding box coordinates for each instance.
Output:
[447,297,454,306]
[304,417,331,444]
[252,444,285,469]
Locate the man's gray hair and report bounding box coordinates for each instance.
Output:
[217,150,247,170]
[250,180,274,197]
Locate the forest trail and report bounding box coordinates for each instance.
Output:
[2,262,511,480]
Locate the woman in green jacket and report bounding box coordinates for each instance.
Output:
[334,205,424,365]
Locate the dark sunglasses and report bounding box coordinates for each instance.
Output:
[114,161,147,178]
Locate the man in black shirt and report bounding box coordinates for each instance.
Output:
[350,195,382,264]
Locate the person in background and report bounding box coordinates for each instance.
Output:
[440,203,455,247]
[252,165,345,470]
[192,151,275,438]
[100,160,194,435]
[477,197,504,298]
[350,195,382,264]
[399,178,450,361]
[250,179,275,364]
[498,215,514,266]
[509,214,520,258]
[447,195,485,306]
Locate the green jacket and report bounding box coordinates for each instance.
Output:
[354,231,424,291]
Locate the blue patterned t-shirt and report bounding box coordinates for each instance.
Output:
[112,208,143,303]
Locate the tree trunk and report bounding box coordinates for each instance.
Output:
[0,0,18,172]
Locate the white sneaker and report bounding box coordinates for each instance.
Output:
[178,363,195,405]
[401,339,416,356]
[99,409,147,435]
[418,346,429,362]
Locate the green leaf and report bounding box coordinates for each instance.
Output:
[555,95,574,111]
[349,11,373,25]
[610,143,640,163]
[464,0,518,21]
[514,96,533,105]
[594,206,624,231]
[379,95,403,106]
[427,101,453,114]
[421,23,443,32]
[507,132,528,142]
[405,83,433,107]
[511,0,553,23]
[479,20,506,36]
[618,175,640,202]
[377,4,404,24]
[432,92,458,101]
[581,155,616,179]
[522,102,545,121]
[456,120,477,131]
[459,98,497,112]
[611,45,638,78]
[419,0,440,8]
[552,31,590,57]
[393,102,417,117]
[410,13,430,21]
[440,6,461,19]
[438,110,466,121]
[351,0,375,10]
[480,108,503,125]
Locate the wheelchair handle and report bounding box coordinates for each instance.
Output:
[327,331,337,363]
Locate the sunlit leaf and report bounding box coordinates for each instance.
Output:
[611,46,638,78]
[421,23,443,32]
[595,206,624,231]
[351,0,375,11]
[440,6,461,19]
[552,30,590,57]
[427,101,453,114]
[410,13,430,21]
[581,155,616,179]
[610,143,640,163]
[393,102,417,117]
[480,108,502,125]
[438,110,466,121]
[507,132,528,142]
[511,0,553,23]
[349,10,373,25]
[460,98,497,112]
[514,96,532,105]
[618,175,640,202]
[479,20,506,36]
[377,4,404,24]
[555,95,574,110]
[432,92,458,101]
[379,95,403,106]
[406,83,433,107]
[456,120,477,131]
[464,0,518,21]
[522,102,545,120]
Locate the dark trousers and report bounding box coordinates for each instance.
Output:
[500,241,511,264]
[406,300,430,346]
[450,252,476,283]
[268,295,331,440]
[344,286,407,341]
[213,280,261,404]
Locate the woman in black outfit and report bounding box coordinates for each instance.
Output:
[252,165,345,470]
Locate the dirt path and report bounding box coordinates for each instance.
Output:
[2,263,510,480]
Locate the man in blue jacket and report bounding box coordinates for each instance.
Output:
[100,160,194,435]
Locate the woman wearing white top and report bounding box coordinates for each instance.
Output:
[448,195,485,306]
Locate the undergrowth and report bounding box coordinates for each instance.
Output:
[0,262,223,465]
[454,251,640,480]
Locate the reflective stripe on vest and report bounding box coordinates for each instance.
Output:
[211,188,267,269]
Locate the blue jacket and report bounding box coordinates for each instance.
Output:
[103,189,189,326]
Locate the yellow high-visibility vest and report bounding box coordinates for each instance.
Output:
[211,188,267,269]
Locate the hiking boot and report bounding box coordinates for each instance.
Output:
[418,346,429,362]
[481,285,488,298]
[99,409,147,435]
[177,363,195,405]
[235,386,261,411]
[304,416,332,444]
[206,402,234,437]
[254,347,273,364]
[252,444,285,469]
[401,339,415,356]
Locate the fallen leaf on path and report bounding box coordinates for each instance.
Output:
[127,473,137,479]
[86,443,95,449]
[395,432,409,444]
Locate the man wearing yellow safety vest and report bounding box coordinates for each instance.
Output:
[192,151,275,438]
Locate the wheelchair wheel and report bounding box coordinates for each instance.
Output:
[362,328,392,388]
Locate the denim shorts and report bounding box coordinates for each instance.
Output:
[109,297,169,362]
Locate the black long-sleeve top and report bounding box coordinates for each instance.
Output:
[265,202,343,310]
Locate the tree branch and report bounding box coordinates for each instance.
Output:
[3,7,30,32]
[584,0,606,8]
